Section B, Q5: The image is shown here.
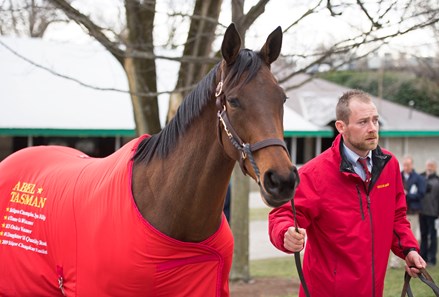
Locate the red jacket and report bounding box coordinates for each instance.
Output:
[0,136,233,296]
[269,134,418,297]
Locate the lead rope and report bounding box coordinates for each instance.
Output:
[290,199,310,297]
[401,268,439,297]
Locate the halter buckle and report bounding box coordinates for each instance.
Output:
[241,151,247,160]
[215,81,223,97]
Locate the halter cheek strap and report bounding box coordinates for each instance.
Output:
[215,80,288,184]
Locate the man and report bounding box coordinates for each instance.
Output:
[269,90,425,297]
[420,159,439,266]
[389,155,426,268]
[402,155,426,240]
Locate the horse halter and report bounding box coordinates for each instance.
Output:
[215,76,288,185]
[216,70,311,297]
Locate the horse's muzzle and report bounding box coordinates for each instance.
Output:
[260,167,299,208]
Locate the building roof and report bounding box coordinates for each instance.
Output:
[8,38,432,139]
[0,37,136,137]
[283,105,333,137]
[280,73,439,137]
[1,37,335,139]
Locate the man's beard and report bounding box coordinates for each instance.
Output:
[350,133,379,152]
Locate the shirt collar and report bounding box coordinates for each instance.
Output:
[342,143,372,166]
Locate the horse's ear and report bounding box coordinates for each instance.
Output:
[221,23,241,65]
[260,26,283,65]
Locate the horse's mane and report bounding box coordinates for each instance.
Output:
[133,49,263,164]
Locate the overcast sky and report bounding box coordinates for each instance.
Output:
[44,0,437,56]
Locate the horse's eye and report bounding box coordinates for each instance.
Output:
[284,96,289,103]
[227,97,240,108]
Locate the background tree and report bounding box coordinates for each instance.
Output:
[0,0,65,37]
[276,0,439,90]
[5,0,439,132]
[46,0,161,135]
[166,0,223,122]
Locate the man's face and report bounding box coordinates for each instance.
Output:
[336,99,379,157]
[426,162,436,176]
[403,158,413,174]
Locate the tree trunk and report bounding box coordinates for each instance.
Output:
[46,0,162,135]
[166,0,222,122]
[125,0,161,135]
[230,164,250,282]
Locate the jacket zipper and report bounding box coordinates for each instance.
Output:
[356,184,365,220]
[367,193,375,297]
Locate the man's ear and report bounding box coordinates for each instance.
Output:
[335,120,345,134]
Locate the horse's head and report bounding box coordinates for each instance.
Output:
[216,23,299,208]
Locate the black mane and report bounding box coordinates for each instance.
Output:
[133,49,263,164]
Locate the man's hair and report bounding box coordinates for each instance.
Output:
[336,89,372,123]
[403,154,414,163]
[426,159,437,167]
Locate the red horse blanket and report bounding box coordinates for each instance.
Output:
[0,136,233,296]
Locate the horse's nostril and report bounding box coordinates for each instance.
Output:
[264,170,278,190]
[263,169,297,199]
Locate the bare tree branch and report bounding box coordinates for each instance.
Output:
[326,0,342,16]
[47,0,125,64]
[239,0,269,33]
[283,0,324,33]
[4,0,439,134]
[356,0,383,28]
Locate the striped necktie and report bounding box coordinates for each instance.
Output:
[358,157,372,188]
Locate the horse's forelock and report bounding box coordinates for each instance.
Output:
[224,49,262,89]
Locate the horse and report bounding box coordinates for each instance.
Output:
[0,23,298,296]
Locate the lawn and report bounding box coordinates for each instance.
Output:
[249,256,439,297]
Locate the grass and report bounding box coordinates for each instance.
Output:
[384,263,439,297]
[249,207,439,296]
[251,256,296,279]
[249,255,439,297]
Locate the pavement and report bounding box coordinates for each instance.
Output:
[248,191,291,260]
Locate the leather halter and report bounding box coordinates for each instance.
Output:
[215,76,288,184]
[215,67,310,297]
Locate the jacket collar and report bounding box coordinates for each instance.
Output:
[333,134,391,181]
[425,172,439,180]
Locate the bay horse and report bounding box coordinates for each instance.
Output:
[0,24,298,296]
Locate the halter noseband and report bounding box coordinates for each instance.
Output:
[215,76,288,184]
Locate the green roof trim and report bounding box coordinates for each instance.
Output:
[284,130,334,137]
[283,130,439,137]
[0,128,136,137]
[380,130,439,137]
[3,128,437,138]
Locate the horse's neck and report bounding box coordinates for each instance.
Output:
[132,110,235,242]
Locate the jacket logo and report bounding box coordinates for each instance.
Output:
[377,183,390,189]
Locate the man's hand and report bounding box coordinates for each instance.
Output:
[284,227,306,252]
[405,250,427,277]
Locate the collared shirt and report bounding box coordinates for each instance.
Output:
[342,143,372,181]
